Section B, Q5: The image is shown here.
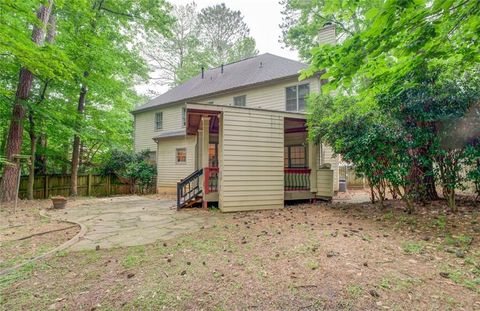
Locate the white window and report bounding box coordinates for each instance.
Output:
[182,107,186,127]
[155,112,163,130]
[286,83,310,111]
[233,95,246,107]
[176,148,186,164]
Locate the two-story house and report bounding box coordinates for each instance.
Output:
[132,53,339,212]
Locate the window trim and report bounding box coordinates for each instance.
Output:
[182,107,186,127]
[285,83,310,112]
[233,95,246,107]
[154,112,163,131]
[175,148,187,165]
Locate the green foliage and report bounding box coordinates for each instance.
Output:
[308,94,412,207]
[100,150,156,193]
[280,0,379,60]
[297,0,480,211]
[0,0,173,177]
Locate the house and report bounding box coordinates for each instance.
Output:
[132,53,339,212]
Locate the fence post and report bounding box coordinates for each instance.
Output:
[87,174,92,196]
[44,175,49,199]
[107,174,111,196]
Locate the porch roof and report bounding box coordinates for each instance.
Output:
[185,102,308,135]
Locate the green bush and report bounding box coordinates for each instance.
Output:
[100,150,156,194]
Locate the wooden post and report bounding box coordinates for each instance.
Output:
[44,175,49,199]
[107,174,111,196]
[309,141,317,193]
[201,116,210,209]
[87,173,92,196]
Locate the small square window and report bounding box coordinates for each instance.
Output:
[155,112,163,130]
[176,148,186,164]
[233,95,246,107]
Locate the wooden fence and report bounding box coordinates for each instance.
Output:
[1,174,155,200]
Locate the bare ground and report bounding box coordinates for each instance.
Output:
[1,194,480,310]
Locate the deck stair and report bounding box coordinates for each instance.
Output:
[176,169,203,209]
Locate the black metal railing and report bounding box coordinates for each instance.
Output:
[284,168,311,191]
[177,169,203,209]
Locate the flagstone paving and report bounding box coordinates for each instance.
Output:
[45,196,216,251]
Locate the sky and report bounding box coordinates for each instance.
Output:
[139,0,299,96]
[171,0,299,60]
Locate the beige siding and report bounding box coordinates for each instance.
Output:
[219,108,285,212]
[134,76,320,152]
[318,144,339,191]
[134,104,185,152]
[156,135,196,187]
[199,77,320,111]
[317,169,334,197]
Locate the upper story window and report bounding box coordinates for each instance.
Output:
[155,112,163,130]
[233,95,246,107]
[182,107,186,127]
[286,83,310,111]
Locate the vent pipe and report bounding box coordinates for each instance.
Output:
[221,64,224,74]
[201,66,204,79]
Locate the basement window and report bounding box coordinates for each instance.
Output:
[233,95,246,107]
[176,148,187,164]
[286,83,310,111]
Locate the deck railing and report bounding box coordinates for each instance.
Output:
[284,168,311,191]
[177,169,203,209]
[204,167,219,194]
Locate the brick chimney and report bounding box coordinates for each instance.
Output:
[318,23,336,45]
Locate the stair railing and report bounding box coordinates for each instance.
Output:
[177,169,203,209]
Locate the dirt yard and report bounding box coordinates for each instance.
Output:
[1,194,479,310]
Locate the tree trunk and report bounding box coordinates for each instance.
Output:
[27,110,37,200]
[70,84,87,196]
[0,1,53,202]
[36,133,47,175]
[422,163,439,200]
[27,12,56,201]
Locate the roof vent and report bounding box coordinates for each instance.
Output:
[221,64,224,74]
[201,67,204,79]
[259,61,263,68]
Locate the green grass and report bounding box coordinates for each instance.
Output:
[379,276,423,291]
[346,284,363,299]
[434,215,447,230]
[402,241,425,254]
[0,263,37,292]
[444,234,473,249]
[306,259,319,270]
[440,265,480,292]
[122,246,146,269]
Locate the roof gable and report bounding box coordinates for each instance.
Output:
[133,53,307,113]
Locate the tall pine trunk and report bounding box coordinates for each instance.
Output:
[0,1,53,202]
[70,83,87,196]
[27,12,56,200]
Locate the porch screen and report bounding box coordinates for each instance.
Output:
[284,145,307,168]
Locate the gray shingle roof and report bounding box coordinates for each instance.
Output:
[133,53,307,113]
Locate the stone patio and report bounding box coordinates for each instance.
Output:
[45,196,216,251]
